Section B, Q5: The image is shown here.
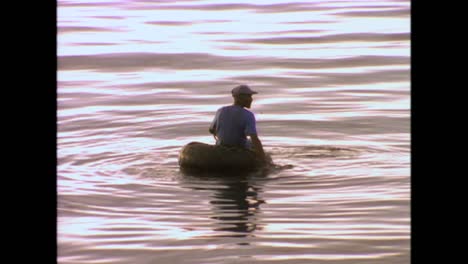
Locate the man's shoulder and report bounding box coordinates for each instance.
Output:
[241,108,254,116]
[219,105,254,117]
[214,105,227,112]
[219,105,245,112]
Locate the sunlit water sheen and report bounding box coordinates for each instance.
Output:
[57,0,410,263]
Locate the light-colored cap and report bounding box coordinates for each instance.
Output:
[231,85,258,96]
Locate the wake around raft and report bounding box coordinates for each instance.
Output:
[178,142,269,172]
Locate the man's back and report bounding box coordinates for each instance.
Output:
[209,105,257,148]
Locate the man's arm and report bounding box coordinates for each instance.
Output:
[209,109,220,135]
[250,134,266,161]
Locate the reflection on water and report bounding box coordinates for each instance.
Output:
[210,179,262,240]
[180,171,268,242]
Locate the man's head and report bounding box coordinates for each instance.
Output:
[232,84,257,108]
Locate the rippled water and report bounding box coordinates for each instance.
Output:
[57,0,410,263]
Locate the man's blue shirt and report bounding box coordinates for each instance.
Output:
[209,105,257,148]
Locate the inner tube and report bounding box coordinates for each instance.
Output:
[178,142,264,172]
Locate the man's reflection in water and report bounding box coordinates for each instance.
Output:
[210,175,265,237]
[180,169,267,241]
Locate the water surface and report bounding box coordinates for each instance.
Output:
[58,0,410,263]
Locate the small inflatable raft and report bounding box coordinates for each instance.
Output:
[178,142,267,172]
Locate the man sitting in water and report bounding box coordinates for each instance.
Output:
[209,84,267,163]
